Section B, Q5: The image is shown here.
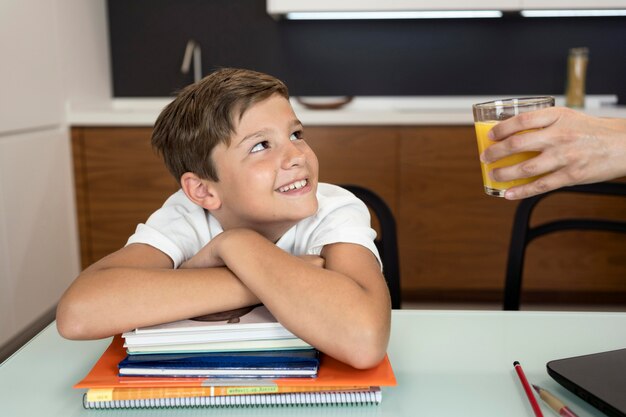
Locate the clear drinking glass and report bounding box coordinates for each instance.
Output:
[472,96,555,197]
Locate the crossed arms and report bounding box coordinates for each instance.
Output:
[56,229,391,369]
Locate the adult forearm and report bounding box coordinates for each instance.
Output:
[56,267,259,340]
[601,118,626,180]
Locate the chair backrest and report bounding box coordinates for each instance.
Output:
[340,184,401,309]
[503,182,626,310]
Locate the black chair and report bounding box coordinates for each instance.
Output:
[341,184,401,309]
[503,182,626,310]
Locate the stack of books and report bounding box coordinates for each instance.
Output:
[120,305,318,378]
[74,305,397,409]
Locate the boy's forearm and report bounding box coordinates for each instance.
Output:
[213,229,391,369]
[56,266,259,340]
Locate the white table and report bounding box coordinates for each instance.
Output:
[2,309,625,416]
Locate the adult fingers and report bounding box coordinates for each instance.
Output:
[502,170,578,200]
[488,107,562,141]
[489,150,564,182]
[481,128,551,164]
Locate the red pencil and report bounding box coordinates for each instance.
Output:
[532,384,580,417]
[513,361,544,417]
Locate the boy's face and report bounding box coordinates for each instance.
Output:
[209,94,319,240]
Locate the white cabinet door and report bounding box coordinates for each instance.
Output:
[268,0,626,15]
[523,0,626,7]
[267,0,523,15]
[0,0,63,134]
[0,128,79,346]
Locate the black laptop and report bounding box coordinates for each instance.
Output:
[547,348,626,417]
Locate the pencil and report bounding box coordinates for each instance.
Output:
[532,384,580,417]
[513,361,544,417]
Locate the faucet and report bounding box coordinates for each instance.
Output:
[181,39,202,83]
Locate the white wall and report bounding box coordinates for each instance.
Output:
[56,0,112,109]
[0,0,111,348]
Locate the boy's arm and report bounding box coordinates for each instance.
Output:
[190,229,391,369]
[55,243,260,340]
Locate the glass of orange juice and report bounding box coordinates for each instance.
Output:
[472,96,555,197]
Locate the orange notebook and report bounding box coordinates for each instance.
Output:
[75,335,397,390]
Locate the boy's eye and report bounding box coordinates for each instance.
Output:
[250,141,270,153]
[290,130,303,141]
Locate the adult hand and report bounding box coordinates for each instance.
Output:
[481,107,626,199]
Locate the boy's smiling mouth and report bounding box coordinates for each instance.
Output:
[277,179,309,193]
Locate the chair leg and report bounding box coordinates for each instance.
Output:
[503,241,525,310]
[503,200,536,310]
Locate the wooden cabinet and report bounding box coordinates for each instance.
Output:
[305,127,399,213]
[72,127,179,267]
[397,127,515,297]
[397,127,626,303]
[72,126,626,304]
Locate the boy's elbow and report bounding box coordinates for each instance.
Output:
[56,318,83,340]
[345,346,387,370]
[343,322,390,370]
[56,299,94,340]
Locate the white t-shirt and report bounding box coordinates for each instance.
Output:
[126,183,381,269]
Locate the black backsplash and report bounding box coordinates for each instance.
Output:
[108,0,626,103]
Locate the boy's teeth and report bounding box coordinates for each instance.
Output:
[278,179,307,193]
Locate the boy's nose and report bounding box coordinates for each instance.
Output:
[282,142,306,168]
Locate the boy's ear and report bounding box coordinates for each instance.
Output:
[180,172,222,210]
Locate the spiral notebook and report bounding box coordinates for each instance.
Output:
[83,387,382,409]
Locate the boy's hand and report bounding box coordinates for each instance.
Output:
[180,236,226,269]
[298,255,325,269]
[181,231,325,270]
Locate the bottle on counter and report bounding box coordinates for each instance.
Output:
[565,47,589,108]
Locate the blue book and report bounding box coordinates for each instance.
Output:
[118,349,320,378]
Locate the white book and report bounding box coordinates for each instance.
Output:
[122,305,300,347]
[125,338,313,354]
[134,305,282,334]
[124,329,297,346]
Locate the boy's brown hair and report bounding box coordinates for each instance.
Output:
[152,68,289,182]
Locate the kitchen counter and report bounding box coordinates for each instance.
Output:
[67,95,625,127]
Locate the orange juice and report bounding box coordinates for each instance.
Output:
[474,121,542,196]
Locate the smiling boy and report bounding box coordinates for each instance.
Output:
[56,68,391,369]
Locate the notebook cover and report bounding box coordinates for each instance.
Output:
[119,349,319,368]
[119,350,320,378]
[75,335,397,389]
[84,384,373,402]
